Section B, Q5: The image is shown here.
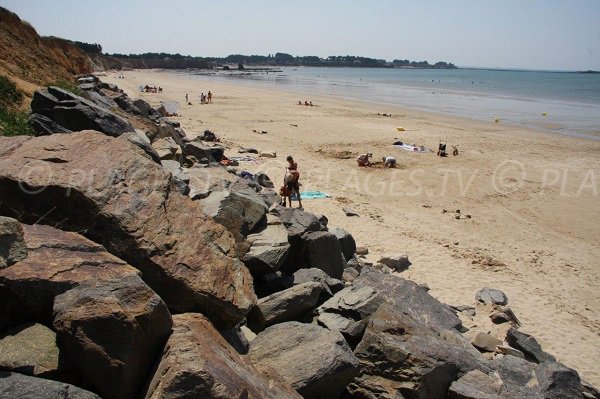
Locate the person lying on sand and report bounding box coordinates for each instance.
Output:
[357,153,372,167]
[383,156,397,168]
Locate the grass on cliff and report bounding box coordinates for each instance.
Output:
[0,75,35,137]
[48,79,82,96]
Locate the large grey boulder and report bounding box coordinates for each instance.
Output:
[182,140,225,163]
[353,267,462,332]
[505,327,556,363]
[270,205,325,239]
[448,369,501,399]
[475,287,508,306]
[0,371,100,399]
[248,322,360,399]
[28,113,72,136]
[0,132,256,328]
[536,361,583,399]
[352,303,488,399]
[293,267,344,294]
[0,323,60,378]
[199,181,268,242]
[0,216,27,268]
[53,275,172,399]
[186,164,238,200]
[31,87,135,137]
[81,90,118,110]
[282,230,346,278]
[330,227,356,261]
[143,313,301,399]
[247,281,323,331]
[242,214,290,276]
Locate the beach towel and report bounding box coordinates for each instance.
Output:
[394,144,430,153]
[291,191,329,200]
[228,156,257,162]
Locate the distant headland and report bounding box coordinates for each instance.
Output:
[77,42,456,70]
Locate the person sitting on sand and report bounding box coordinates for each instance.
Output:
[304,101,309,106]
[285,155,303,209]
[383,156,397,168]
[298,100,302,105]
[357,153,372,167]
[207,91,212,103]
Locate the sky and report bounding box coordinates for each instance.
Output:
[1,0,599,71]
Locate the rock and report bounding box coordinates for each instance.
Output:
[536,361,583,399]
[161,159,190,195]
[254,172,274,188]
[354,268,462,332]
[330,227,357,261]
[133,98,153,118]
[0,224,139,331]
[259,187,280,207]
[83,91,118,111]
[490,306,521,326]
[248,321,360,399]
[28,113,72,135]
[318,285,383,320]
[253,271,294,298]
[118,131,161,164]
[151,137,179,160]
[186,164,238,200]
[342,207,359,216]
[220,324,250,355]
[378,253,411,272]
[282,230,346,278]
[0,323,59,378]
[475,287,508,306]
[143,313,300,399]
[53,275,173,399]
[496,345,525,359]
[0,132,256,328]
[353,303,488,399]
[199,181,268,242]
[270,205,325,239]
[0,371,100,398]
[505,328,556,363]
[182,140,225,163]
[448,369,501,399]
[293,267,343,293]
[247,282,323,332]
[342,267,359,283]
[259,151,277,158]
[0,216,27,268]
[242,214,290,276]
[355,246,369,255]
[78,83,95,91]
[471,332,503,352]
[31,87,135,137]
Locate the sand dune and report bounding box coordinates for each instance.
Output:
[104,69,600,386]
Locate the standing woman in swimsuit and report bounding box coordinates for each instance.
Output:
[286,156,303,209]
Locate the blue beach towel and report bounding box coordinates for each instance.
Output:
[291,191,329,200]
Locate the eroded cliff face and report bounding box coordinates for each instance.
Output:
[0,7,93,93]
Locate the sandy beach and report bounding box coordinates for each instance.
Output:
[104,69,600,386]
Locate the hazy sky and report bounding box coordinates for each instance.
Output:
[2,0,599,70]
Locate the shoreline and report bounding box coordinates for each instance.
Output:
[104,69,600,386]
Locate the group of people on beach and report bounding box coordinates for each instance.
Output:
[185,91,212,104]
[357,152,397,168]
[298,100,314,106]
[143,85,162,93]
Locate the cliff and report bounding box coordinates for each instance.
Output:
[0,7,92,92]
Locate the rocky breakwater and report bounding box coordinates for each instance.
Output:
[0,76,597,398]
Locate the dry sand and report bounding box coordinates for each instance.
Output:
[104,69,600,386]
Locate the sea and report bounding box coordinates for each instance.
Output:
[187,67,600,140]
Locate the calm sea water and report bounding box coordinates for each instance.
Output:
[189,67,600,139]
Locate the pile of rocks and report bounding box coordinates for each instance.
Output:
[0,78,597,399]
